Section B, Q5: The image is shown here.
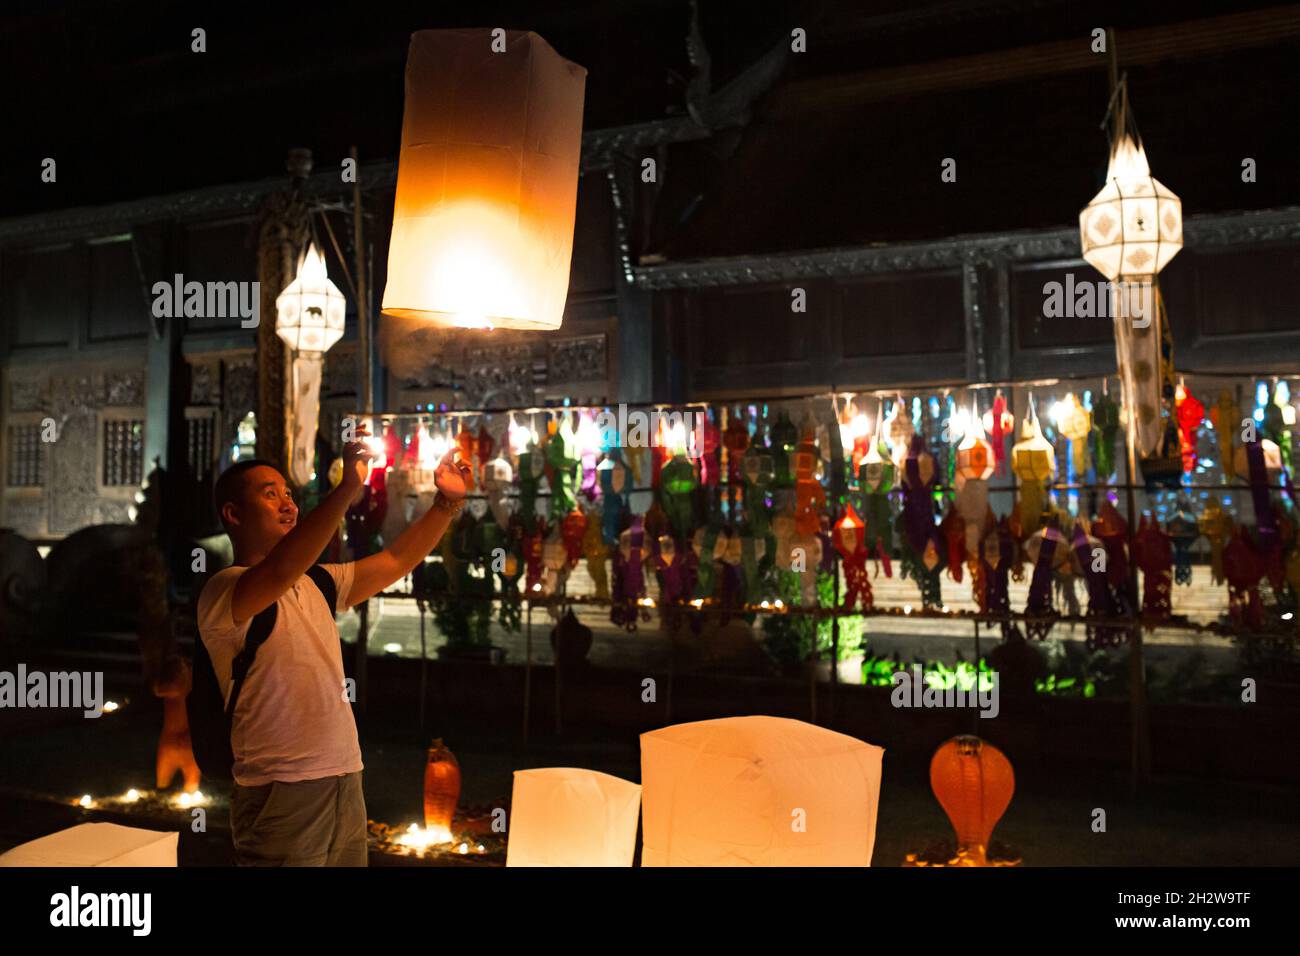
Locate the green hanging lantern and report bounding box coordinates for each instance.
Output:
[1090,389,1121,479]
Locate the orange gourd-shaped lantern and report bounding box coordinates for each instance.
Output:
[929,735,1014,866]
[423,738,462,843]
[382,30,587,330]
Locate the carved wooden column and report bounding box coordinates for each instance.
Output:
[254,150,313,477]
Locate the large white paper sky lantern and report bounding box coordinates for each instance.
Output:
[0,822,177,866]
[506,767,641,867]
[381,29,587,331]
[1079,134,1182,281]
[640,716,885,866]
[276,243,347,485]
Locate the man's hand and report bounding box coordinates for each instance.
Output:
[341,425,374,489]
[434,447,472,501]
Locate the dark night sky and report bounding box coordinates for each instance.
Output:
[2,0,1296,256]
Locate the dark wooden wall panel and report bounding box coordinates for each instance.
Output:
[88,239,147,342]
[3,245,80,349]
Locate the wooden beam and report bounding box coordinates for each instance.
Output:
[769,5,1300,116]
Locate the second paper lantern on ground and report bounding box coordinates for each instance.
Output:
[382,30,587,330]
[640,716,885,866]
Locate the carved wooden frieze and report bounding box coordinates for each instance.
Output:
[464,344,534,409]
[189,360,217,406]
[548,334,607,384]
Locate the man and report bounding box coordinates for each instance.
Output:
[198,432,469,865]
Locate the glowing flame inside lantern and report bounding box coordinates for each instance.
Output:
[381,31,587,331]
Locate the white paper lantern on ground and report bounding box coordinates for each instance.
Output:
[640,716,885,866]
[506,767,641,867]
[382,29,587,331]
[0,822,177,867]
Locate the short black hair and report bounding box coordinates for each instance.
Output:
[213,458,282,529]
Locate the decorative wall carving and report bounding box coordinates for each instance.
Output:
[104,369,145,407]
[189,361,217,406]
[8,377,45,413]
[464,344,534,409]
[548,334,607,384]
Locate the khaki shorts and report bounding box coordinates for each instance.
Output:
[230,771,368,866]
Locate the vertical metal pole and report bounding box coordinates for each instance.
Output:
[418,601,427,731]
[1106,31,1152,793]
[351,146,372,416]
[355,599,368,716]
[523,601,532,743]
[809,609,818,725]
[830,560,840,726]
[554,606,563,737]
[666,616,675,723]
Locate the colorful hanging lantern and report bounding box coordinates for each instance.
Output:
[1198,496,1232,586]
[883,397,914,467]
[1053,393,1092,475]
[722,408,750,486]
[900,435,939,558]
[1133,516,1173,621]
[982,390,1014,477]
[1174,381,1205,474]
[929,736,1015,867]
[792,428,826,537]
[1012,401,1055,535]
[956,401,994,482]
[610,516,647,630]
[381,30,587,330]
[582,503,610,600]
[597,450,631,545]
[1090,386,1121,479]
[423,738,461,844]
[834,504,873,611]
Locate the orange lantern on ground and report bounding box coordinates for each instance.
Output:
[382,30,587,330]
[929,735,1015,866]
[423,738,461,843]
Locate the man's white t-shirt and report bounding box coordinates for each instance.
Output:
[197,564,363,787]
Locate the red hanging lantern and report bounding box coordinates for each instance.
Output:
[561,506,587,568]
[1175,381,1204,474]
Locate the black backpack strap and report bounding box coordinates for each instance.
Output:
[305,564,339,614]
[225,603,278,718]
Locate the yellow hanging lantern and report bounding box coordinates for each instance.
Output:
[1012,402,1055,482]
[382,30,587,330]
[1012,401,1055,534]
[1053,393,1092,475]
